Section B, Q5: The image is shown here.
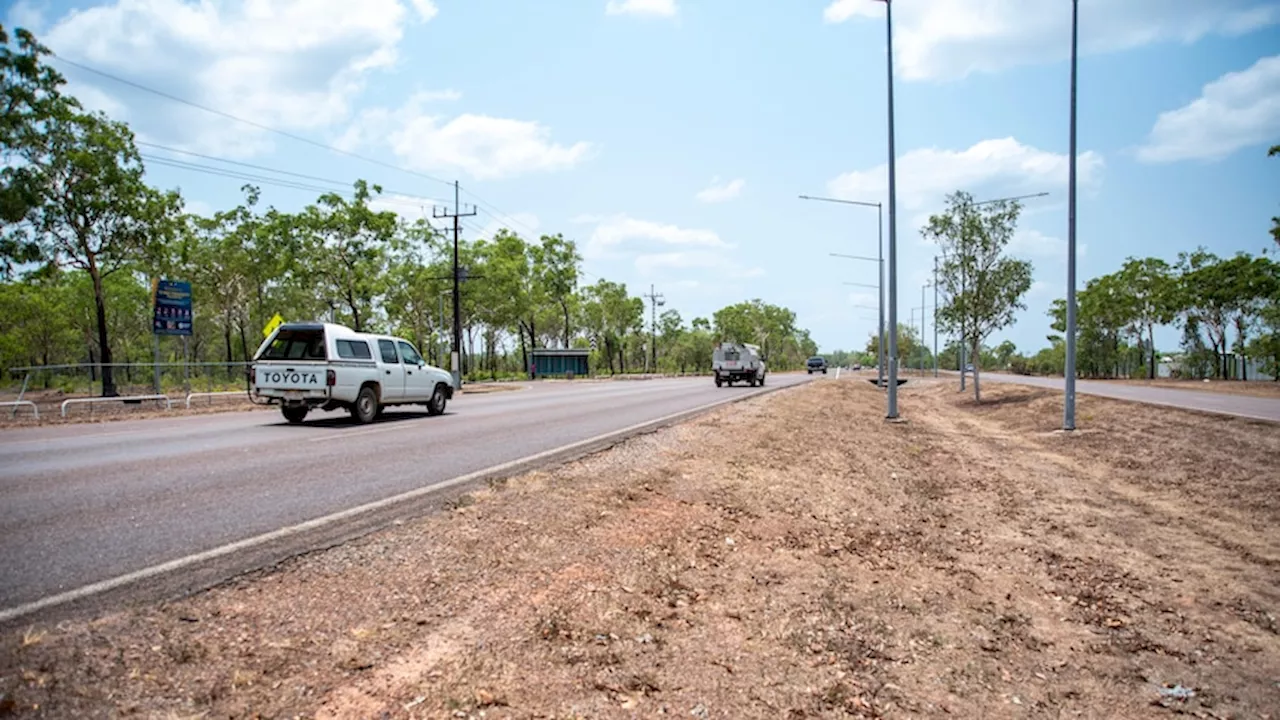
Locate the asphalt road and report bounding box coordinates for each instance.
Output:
[0,375,809,615]
[977,372,1280,422]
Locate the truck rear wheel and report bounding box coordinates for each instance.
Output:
[352,385,379,424]
[715,376,723,387]
[282,405,308,424]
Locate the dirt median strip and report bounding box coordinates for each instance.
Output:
[2,380,1277,718]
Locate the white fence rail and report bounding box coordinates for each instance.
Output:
[1,400,38,419]
[184,391,245,408]
[61,394,172,417]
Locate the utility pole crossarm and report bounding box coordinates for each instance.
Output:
[432,180,478,389]
[643,284,665,373]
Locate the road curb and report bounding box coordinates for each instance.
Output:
[0,378,810,628]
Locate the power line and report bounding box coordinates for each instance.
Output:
[139,145,441,207]
[51,54,536,234]
[140,154,438,210]
[51,54,456,190]
[462,189,541,237]
[139,141,437,201]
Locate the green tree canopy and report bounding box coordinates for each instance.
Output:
[924,191,1034,401]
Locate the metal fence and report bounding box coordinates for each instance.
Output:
[3,362,252,419]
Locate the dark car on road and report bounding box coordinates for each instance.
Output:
[807,356,828,374]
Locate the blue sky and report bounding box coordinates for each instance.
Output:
[8,0,1280,354]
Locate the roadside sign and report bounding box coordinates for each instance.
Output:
[590,337,598,350]
[262,313,284,338]
[152,279,193,336]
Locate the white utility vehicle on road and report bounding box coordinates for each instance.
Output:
[713,342,766,387]
[252,322,454,424]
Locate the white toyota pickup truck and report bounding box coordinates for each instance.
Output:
[251,322,454,424]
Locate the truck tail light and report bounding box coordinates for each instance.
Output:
[326,369,336,387]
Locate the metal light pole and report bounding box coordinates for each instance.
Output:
[832,254,885,385]
[1064,0,1079,431]
[921,282,929,375]
[841,280,882,375]
[943,191,1052,389]
[884,0,901,418]
[802,194,885,389]
[932,257,939,377]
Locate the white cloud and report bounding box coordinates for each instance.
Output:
[695,176,746,203]
[1007,229,1088,262]
[634,251,764,281]
[183,198,214,217]
[581,214,761,280]
[340,94,594,181]
[584,214,729,259]
[606,0,677,18]
[41,0,438,157]
[1138,54,1280,163]
[5,1,43,30]
[822,0,1280,81]
[827,137,1103,213]
[366,193,445,223]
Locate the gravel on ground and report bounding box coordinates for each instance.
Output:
[3,379,1277,718]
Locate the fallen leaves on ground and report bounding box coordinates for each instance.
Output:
[3,379,1278,718]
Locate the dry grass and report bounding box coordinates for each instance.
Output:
[2,379,1278,718]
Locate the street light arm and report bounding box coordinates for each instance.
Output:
[800,194,881,209]
[830,252,881,263]
[970,191,1050,207]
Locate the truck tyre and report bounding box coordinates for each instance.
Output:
[759,373,766,386]
[282,405,308,424]
[822,368,827,374]
[426,383,448,416]
[353,385,379,424]
[715,377,723,388]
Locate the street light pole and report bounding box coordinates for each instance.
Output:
[942,191,1052,389]
[832,254,884,386]
[921,282,928,375]
[1064,0,1080,431]
[803,195,886,390]
[932,257,939,377]
[884,0,901,419]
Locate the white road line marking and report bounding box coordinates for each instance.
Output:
[0,381,800,624]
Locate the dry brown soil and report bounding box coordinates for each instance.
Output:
[2,379,1278,718]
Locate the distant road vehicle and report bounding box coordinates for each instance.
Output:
[252,322,453,424]
[807,356,828,374]
[852,363,862,371]
[713,342,767,387]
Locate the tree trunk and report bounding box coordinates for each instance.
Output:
[238,320,249,362]
[971,341,982,403]
[518,326,529,379]
[89,267,117,397]
[1148,325,1157,379]
[561,300,571,349]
